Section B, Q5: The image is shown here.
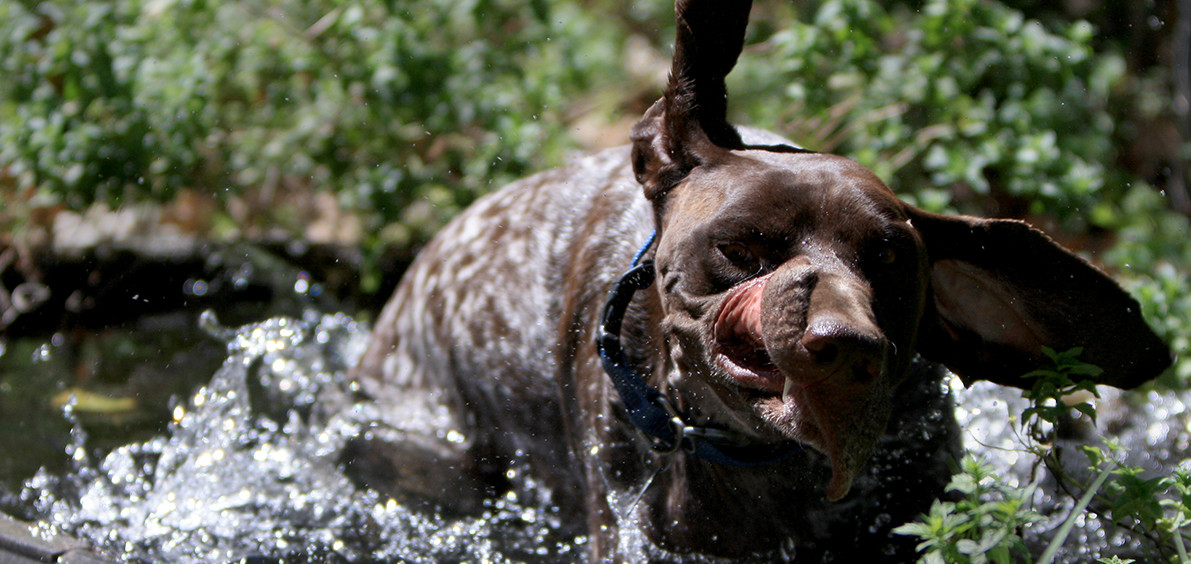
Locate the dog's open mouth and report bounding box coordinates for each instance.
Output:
[713,274,784,394]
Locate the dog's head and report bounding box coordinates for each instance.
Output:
[630,0,1172,500]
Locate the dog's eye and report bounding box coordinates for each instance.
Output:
[718,242,754,265]
[876,247,897,265]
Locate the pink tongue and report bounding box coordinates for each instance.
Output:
[715,275,770,345]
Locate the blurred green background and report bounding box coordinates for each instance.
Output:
[1,0,1188,383]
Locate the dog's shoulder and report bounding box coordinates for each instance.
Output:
[418,144,646,302]
[354,145,651,388]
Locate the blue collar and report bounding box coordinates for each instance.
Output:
[596,232,801,467]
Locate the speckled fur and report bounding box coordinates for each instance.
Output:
[347,141,963,561]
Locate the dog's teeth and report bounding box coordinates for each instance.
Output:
[783,377,795,402]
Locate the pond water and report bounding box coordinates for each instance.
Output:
[1,304,1188,562]
[2,312,584,562]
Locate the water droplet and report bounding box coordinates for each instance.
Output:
[294,272,311,294]
[32,344,52,363]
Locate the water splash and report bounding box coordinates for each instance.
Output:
[14,312,1189,562]
[19,312,582,563]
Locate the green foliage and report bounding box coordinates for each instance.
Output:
[732,0,1123,221]
[0,0,627,247]
[1020,346,1101,439]
[1,2,157,205]
[893,456,1038,564]
[899,349,1191,562]
[1075,443,1191,563]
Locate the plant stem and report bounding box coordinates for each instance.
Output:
[1173,513,1189,563]
[1037,462,1114,564]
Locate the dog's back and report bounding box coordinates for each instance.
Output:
[350,146,649,509]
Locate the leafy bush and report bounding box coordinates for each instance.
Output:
[0,0,629,255]
[733,0,1123,221]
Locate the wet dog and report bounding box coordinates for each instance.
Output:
[349,1,1171,559]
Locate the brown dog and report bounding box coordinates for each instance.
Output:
[349,1,1171,559]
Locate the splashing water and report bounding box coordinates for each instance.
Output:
[10,311,1190,562]
[18,312,584,563]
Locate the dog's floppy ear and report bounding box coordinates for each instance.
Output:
[906,206,1172,389]
[630,0,751,202]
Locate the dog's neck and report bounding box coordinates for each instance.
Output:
[630,437,825,556]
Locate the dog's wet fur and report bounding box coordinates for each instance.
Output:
[348,1,1171,560]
